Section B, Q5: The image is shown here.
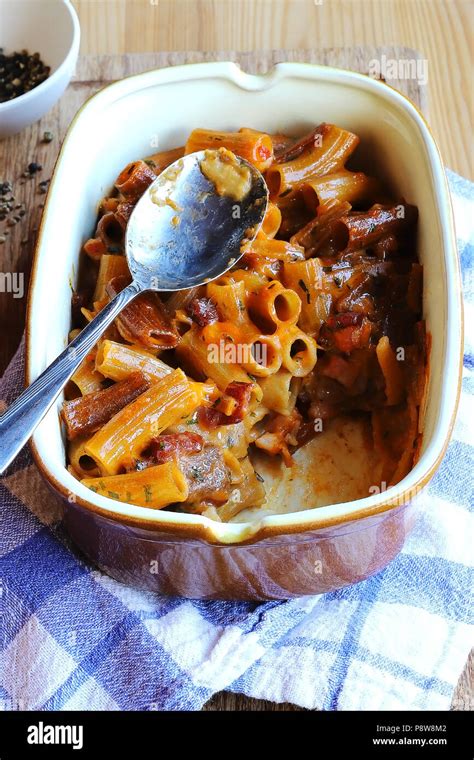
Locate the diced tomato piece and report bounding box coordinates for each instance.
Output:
[198,381,253,427]
[187,297,219,327]
[257,144,272,162]
[150,433,203,463]
[332,319,372,353]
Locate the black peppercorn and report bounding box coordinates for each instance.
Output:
[0,50,50,103]
[28,162,42,174]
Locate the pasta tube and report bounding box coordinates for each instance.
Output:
[257,202,282,239]
[84,369,202,474]
[278,326,317,377]
[106,275,179,350]
[82,461,188,509]
[282,258,331,336]
[185,128,273,171]
[71,353,104,395]
[61,372,150,440]
[115,160,156,200]
[93,254,130,302]
[145,146,185,174]
[258,369,300,415]
[176,326,251,390]
[248,280,301,334]
[266,124,359,196]
[301,170,381,214]
[95,340,172,383]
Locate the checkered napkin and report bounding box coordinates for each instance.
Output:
[0,171,472,712]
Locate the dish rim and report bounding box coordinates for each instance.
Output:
[25,60,463,546]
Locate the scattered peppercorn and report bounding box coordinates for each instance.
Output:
[0,49,51,103]
[38,179,50,194]
[28,162,42,174]
[42,131,54,143]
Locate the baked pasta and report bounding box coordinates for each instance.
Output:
[64,124,427,522]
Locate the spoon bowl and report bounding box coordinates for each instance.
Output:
[127,150,268,290]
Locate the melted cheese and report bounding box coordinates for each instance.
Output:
[200,148,252,202]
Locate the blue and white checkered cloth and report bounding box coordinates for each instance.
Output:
[0,170,472,711]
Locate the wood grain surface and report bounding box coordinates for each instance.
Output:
[72,0,473,181]
[0,43,471,710]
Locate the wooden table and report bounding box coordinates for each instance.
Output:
[73,0,473,180]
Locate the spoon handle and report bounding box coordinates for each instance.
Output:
[0,281,141,474]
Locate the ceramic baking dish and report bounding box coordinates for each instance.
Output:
[26,62,462,599]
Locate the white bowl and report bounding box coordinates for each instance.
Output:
[25,63,462,591]
[0,0,80,137]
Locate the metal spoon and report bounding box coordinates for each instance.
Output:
[0,150,268,473]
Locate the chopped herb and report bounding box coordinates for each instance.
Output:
[299,278,311,304]
[247,373,257,382]
[189,466,204,481]
[107,490,120,499]
[144,159,156,168]
[144,485,153,502]
[186,416,198,425]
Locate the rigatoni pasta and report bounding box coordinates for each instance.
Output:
[67,123,425,520]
